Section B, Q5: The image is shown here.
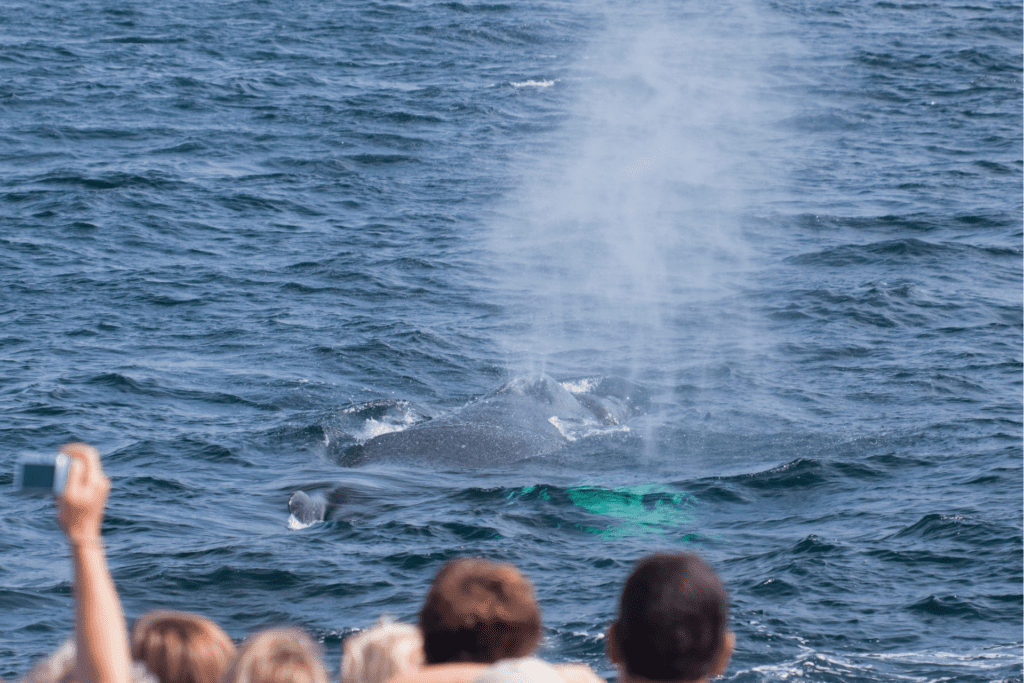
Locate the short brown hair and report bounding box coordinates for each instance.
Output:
[613,553,728,682]
[131,610,236,683]
[419,558,541,664]
[219,627,327,683]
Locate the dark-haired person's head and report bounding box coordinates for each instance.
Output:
[608,553,734,683]
[419,557,541,665]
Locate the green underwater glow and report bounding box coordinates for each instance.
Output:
[510,483,698,540]
[567,484,696,539]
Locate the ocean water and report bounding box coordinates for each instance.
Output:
[1,0,1021,682]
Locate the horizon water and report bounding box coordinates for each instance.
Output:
[1,1,1021,682]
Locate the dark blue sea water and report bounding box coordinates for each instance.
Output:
[1,0,1021,681]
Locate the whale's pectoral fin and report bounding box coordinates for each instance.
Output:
[288,490,327,529]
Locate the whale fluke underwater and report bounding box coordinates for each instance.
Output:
[288,373,650,528]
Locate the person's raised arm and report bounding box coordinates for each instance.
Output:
[57,442,130,683]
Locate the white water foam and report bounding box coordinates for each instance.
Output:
[511,79,556,88]
[862,645,1024,671]
[287,513,315,531]
[559,377,599,394]
[340,400,425,443]
[743,644,1024,682]
[352,415,417,442]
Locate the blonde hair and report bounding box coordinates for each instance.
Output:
[131,610,236,683]
[21,639,157,683]
[341,616,424,683]
[220,628,327,683]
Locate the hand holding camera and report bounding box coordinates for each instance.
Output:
[55,443,111,547]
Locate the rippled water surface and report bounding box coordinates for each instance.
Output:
[1,0,1021,681]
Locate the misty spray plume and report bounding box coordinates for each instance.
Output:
[487,0,788,385]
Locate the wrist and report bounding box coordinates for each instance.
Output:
[68,536,104,550]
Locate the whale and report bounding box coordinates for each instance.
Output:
[287,374,650,527]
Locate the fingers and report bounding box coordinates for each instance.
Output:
[61,440,100,479]
[56,443,109,543]
[59,442,101,488]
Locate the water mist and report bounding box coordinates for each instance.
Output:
[486,0,789,391]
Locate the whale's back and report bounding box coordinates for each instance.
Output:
[343,388,568,466]
[340,374,649,467]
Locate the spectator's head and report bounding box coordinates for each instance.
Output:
[21,640,77,683]
[419,558,541,665]
[341,616,424,683]
[608,553,733,683]
[131,610,236,683]
[219,628,327,683]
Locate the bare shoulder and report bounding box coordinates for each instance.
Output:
[553,663,607,683]
[388,663,487,683]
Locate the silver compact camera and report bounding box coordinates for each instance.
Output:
[14,453,71,495]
